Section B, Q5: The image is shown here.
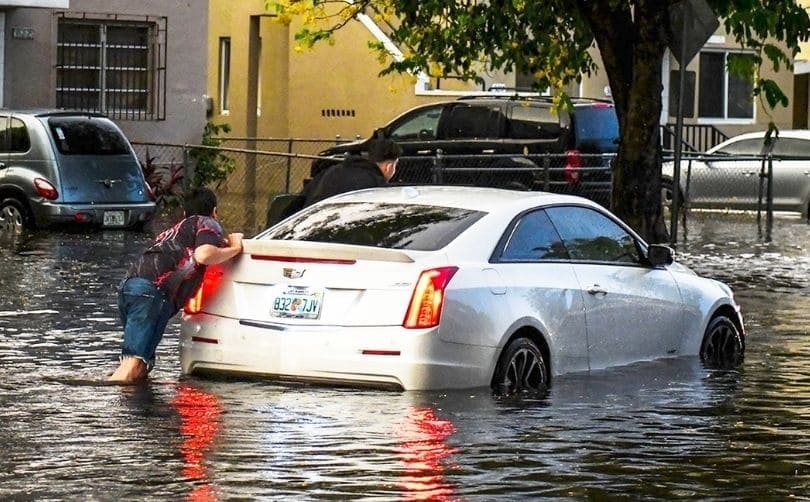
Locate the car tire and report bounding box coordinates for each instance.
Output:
[491,337,549,395]
[700,315,744,369]
[0,197,33,232]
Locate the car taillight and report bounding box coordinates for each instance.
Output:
[184,266,224,314]
[564,149,582,185]
[403,267,458,329]
[34,178,58,200]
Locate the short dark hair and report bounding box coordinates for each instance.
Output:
[367,139,402,163]
[184,187,218,217]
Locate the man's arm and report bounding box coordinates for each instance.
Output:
[194,232,244,265]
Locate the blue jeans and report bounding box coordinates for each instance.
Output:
[117,277,177,368]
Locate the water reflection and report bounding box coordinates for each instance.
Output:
[395,406,458,500]
[172,384,222,501]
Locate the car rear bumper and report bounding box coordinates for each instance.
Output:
[179,313,497,391]
[31,201,156,228]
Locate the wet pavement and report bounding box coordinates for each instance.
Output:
[0,212,808,499]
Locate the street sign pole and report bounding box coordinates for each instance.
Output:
[670,18,687,245]
[667,0,718,245]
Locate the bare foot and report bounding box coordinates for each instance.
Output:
[107,357,149,384]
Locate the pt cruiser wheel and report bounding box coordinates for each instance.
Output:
[492,337,549,395]
[0,198,30,232]
[700,315,744,369]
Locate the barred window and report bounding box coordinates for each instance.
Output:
[56,15,166,120]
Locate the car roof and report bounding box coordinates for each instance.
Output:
[709,129,810,152]
[318,185,601,212]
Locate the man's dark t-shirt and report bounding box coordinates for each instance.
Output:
[126,215,224,310]
[301,155,387,207]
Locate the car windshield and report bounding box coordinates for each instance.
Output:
[47,117,130,155]
[573,105,619,152]
[260,202,486,251]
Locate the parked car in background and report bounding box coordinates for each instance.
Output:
[311,95,619,201]
[0,110,156,231]
[180,185,744,393]
[662,130,810,220]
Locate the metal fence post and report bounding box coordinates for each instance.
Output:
[285,139,293,193]
[766,154,773,241]
[433,149,444,184]
[757,154,766,228]
[182,145,191,192]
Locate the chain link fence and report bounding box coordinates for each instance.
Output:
[131,140,334,235]
[663,152,810,242]
[132,140,615,235]
[132,139,806,239]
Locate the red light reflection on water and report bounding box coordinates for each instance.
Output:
[171,384,222,502]
[395,406,459,501]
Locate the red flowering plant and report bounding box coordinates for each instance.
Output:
[140,147,185,215]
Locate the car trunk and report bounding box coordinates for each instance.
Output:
[200,239,426,327]
[57,154,149,203]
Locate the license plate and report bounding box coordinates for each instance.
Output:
[103,211,125,227]
[270,286,323,319]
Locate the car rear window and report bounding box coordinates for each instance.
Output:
[260,202,486,251]
[47,117,130,155]
[572,105,619,152]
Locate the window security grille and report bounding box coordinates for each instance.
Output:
[56,13,167,121]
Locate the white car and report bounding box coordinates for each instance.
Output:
[179,186,745,393]
[662,129,810,220]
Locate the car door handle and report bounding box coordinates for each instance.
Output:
[482,149,495,154]
[742,171,758,177]
[416,150,432,155]
[587,285,607,296]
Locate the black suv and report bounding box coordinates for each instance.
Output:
[311,95,619,201]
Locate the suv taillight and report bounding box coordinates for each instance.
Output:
[564,150,582,185]
[403,267,458,329]
[34,178,59,200]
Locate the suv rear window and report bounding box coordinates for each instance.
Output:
[572,105,619,152]
[260,202,486,251]
[47,117,130,155]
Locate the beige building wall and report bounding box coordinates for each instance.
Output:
[207,2,290,138]
[663,27,795,138]
[208,1,449,142]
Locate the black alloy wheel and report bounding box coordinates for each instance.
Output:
[492,337,549,396]
[700,315,744,369]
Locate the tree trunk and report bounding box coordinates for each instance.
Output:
[577,0,670,243]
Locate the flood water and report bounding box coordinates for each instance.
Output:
[0,212,808,499]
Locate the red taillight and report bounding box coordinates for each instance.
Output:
[184,266,224,314]
[403,267,458,329]
[564,149,582,184]
[34,178,58,200]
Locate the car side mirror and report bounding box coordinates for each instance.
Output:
[647,244,674,266]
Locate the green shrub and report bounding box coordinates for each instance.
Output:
[189,122,236,189]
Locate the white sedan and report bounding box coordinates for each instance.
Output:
[179,186,744,393]
[662,129,810,220]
